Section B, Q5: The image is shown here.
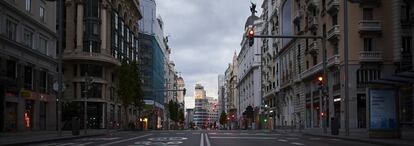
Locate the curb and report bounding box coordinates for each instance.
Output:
[0,133,108,146]
[303,133,414,146]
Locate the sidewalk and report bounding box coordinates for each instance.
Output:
[272,128,414,146]
[0,129,116,146]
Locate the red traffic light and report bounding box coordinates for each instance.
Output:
[248,30,254,36]
[320,112,325,117]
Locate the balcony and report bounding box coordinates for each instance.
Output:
[301,55,340,79]
[359,20,382,35]
[63,49,120,66]
[327,0,339,15]
[327,25,340,42]
[308,16,318,31]
[293,11,303,23]
[348,0,381,7]
[359,51,383,62]
[306,41,319,55]
[307,0,318,11]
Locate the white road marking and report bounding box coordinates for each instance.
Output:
[55,143,75,146]
[287,137,299,140]
[208,133,217,135]
[223,133,232,135]
[200,133,204,146]
[39,143,58,146]
[193,133,201,134]
[209,137,278,140]
[205,133,211,146]
[329,138,341,141]
[77,142,94,146]
[98,134,152,146]
[240,133,248,135]
[277,139,288,142]
[176,133,185,134]
[291,142,305,145]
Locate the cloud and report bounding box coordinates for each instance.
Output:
[156,0,263,109]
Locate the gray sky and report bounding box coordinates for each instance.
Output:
[156,0,263,108]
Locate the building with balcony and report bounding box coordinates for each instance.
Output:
[259,0,413,137]
[237,10,263,130]
[62,0,142,129]
[0,0,57,132]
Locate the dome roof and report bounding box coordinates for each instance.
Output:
[244,14,260,28]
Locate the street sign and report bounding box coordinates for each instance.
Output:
[53,81,66,92]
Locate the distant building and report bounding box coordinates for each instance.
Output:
[185,108,194,128]
[217,75,225,115]
[193,84,208,128]
[207,97,219,126]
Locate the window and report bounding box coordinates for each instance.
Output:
[333,44,339,55]
[25,0,31,12]
[39,37,48,54]
[363,8,373,20]
[6,19,17,41]
[24,29,33,48]
[332,14,338,25]
[402,37,412,53]
[364,38,373,51]
[40,6,45,21]
[83,41,100,53]
[39,70,47,93]
[24,66,33,90]
[312,55,317,66]
[81,83,102,99]
[80,64,103,78]
[6,60,16,79]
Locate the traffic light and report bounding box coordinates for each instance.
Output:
[247,26,254,47]
[320,112,325,117]
[183,88,186,96]
[264,118,267,122]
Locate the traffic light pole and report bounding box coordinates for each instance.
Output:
[251,34,328,134]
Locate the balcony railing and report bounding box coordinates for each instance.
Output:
[349,0,381,7]
[301,55,340,80]
[306,41,319,55]
[359,51,383,62]
[327,0,339,15]
[327,25,340,41]
[359,20,382,34]
[294,11,303,23]
[308,16,318,31]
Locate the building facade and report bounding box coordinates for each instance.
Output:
[259,0,413,137]
[237,11,263,129]
[193,84,208,128]
[62,0,142,129]
[0,0,57,132]
[224,52,238,129]
[138,0,167,129]
[217,74,225,115]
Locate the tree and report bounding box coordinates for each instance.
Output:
[117,60,144,129]
[219,111,227,125]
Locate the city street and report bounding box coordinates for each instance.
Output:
[30,130,382,146]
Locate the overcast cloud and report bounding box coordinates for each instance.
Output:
[156,0,263,108]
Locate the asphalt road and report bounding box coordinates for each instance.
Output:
[30,130,382,146]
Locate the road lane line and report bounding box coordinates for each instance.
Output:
[77,142,94,146]
[209,137,278,140]
[200,133,204,146]
[205,133,211,146]
[291,142,305,145]
[277,139,287,142]
[98,134,152,146]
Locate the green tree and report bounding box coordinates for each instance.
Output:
[117,60,144,129]
[178,108,184,123]
[219,111,227,125]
